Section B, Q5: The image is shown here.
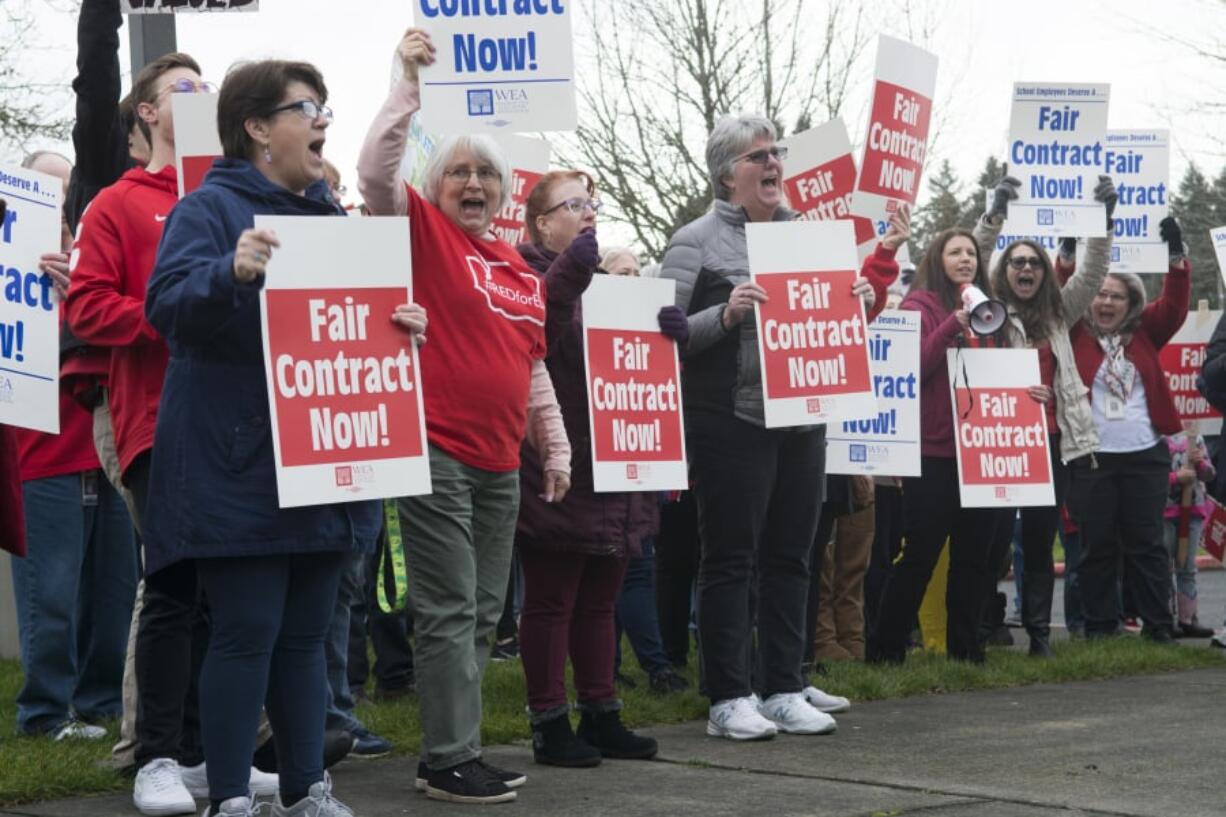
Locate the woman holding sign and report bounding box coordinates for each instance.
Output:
[661,113,901,741]
[867,228,1009,666]
[978,174,1118,657]
[144,60,425,817]
[357,29,572,804]
[1065,218,1190,642]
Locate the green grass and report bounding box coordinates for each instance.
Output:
[1,637,1222,807]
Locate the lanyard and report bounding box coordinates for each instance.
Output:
[376,498,408,614]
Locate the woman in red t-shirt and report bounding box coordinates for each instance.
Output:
[357,29,570,805]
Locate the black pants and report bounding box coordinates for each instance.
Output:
[869,457,1001,663]
[130,451,207,768]
[655,492,700,667]
[349,547,416,693]
[803,477,850,668]
[1066,442,1173,636]
[864,483,904,641]
[1016,439,1070,641]
[688,411,824,703]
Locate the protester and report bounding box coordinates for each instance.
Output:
[808,476,875,665]
[1163,422,1216,638]
[358,27,570,804]
[143,59,405,817]
[65,51,256,817]
[1065,217,1189,641]
[10,151,137,741]
[976,173,1117,656]
[867,227,1013,665]
[513,169,660,767]
[654,492,701,669]
[600,246,640,277]
[661,114,898,739]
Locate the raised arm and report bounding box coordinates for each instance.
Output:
[357,29,435,218]
[1059,176,1118,319]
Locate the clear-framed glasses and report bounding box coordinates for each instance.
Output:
[735,145,788,165]
[157,78,217,99]
[1007,255,1044,271]
[443,166,501,185]
[267,100,334,124]
[543,197,603,216]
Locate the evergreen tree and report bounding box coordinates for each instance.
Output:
[1170,163,1220,308]
[910,159,965,258]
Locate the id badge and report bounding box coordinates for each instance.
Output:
[81,471,100,507]
[1104,394,1125,421]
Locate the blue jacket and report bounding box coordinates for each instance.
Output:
[142,158,380,573]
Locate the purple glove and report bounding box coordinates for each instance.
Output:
[657,305,690,347]
[566,228,600,270]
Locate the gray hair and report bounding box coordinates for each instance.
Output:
[600,246,637,268]
[706,114,778,201]
[421,134,512,213]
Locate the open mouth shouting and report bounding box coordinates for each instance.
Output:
[460,195,487,219]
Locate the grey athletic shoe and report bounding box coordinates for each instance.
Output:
[272,776,353,817]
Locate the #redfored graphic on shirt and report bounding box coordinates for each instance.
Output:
[465,254,545,326]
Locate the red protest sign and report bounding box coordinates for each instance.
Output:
[489,135,550,246]
[948,348,1054,507]
[266,288,424,468]
[172,94,222,199]
[1202,498,1226,564]
[858,79,932,202]
[582,276,687,492]
[1159,310,1223,434]
[782,119,876,247]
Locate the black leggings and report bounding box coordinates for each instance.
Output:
[196,552,346,802]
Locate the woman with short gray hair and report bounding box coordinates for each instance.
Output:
[660,113,907,742]
[357,28,570,805]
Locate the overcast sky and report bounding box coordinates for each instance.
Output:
[10,0,1226,250]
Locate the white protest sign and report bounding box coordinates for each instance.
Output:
[826,310,920,476]
[1157,308,1223,436]
[581,276,687,492]
[0,165,62,433]
[124,0,257,12]
[172,94,223,199]
[747,219,876,428]
[948,348,1054,508]
[257,216,430,508]
[850,35,938,257]
[1104,130,1169,273]
[490,134,551,246]
[413,0,576,133]
[1211,226,1226,291]
[1007,83,1111,237]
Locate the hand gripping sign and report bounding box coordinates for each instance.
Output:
[413,0,577,133]
[947,347,1054,508]
[172,94,223,199]
[1158,308,1223,435]
[258,216,430,508]
[0,164,62,433]
[747,220,875,428]
[123,0,257,12]
[1007,83,1111,237]
[826,309,921,476]
[849,35,937,258]
[582,275,687,492]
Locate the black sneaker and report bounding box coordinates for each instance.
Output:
[648,668,690,694]
[476,757,526,789]
[426,759,516,804]
[490,637,519,662]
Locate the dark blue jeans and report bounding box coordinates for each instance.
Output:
[614,537,672,678]
[12,472,137,734]
[197,552,346,803]
[325,553,365,734]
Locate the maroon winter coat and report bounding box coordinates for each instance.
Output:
[0,425,25,557]
[514,242,659,557]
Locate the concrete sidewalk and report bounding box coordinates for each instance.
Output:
[6,666,1223,817]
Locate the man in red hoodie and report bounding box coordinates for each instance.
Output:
[65,51,238,817]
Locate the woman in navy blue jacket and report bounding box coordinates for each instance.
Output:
[144,60,425,817]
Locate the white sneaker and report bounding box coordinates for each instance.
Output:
[181,762,280,799]
[706,696,778,740]
[1211,630,1226,649]
[52,720,107,741]
[759,692,838,735]
[133,758,196,816]
[802,684,851,714]
[202,796,256,817]
[273,775,353,817]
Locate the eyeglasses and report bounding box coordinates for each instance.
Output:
[268,100,334,124]
[1094,291,1129,303]
[543,197,603,216]
[156,78,217,99]
[443,166,501,184]
[1007,256,1044,270]
[735,146,788,165]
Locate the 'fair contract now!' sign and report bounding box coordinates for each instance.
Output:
[414,0,576,134]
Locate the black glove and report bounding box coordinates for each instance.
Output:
[1093,175,1118,228]
[565,228,600,270]
[1159,216,1184,260]
[988,172,1021,221]
[657,305,690,347]
[1059,237,1078,261]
